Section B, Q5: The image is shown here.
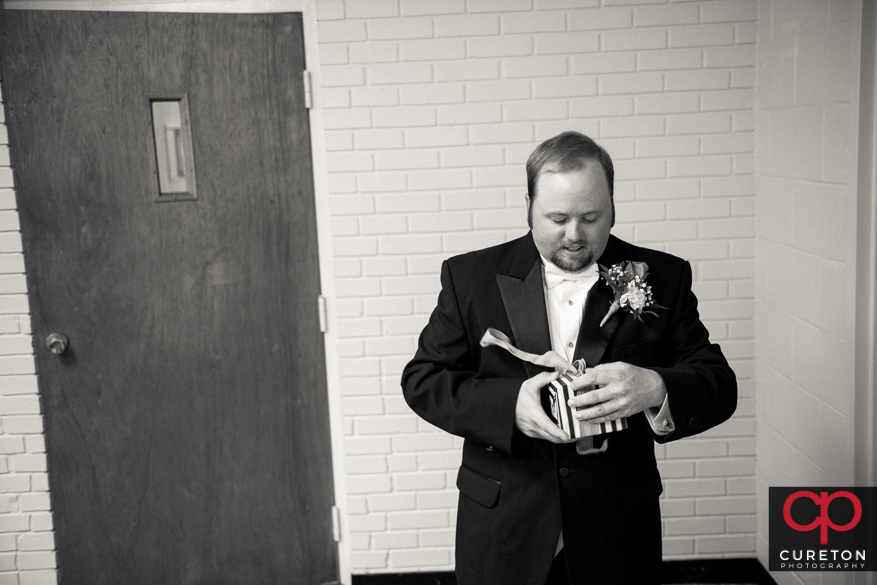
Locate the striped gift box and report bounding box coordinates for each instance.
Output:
[546,371,628,439]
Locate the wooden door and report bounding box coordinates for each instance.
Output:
[0,11,337,585]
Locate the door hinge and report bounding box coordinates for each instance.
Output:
[318,295,327,333]
[303,70,313,109]
[331,505,341,542]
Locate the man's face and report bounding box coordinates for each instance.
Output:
[527,162,613,272]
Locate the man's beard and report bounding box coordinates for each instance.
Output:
[550,244,592,272]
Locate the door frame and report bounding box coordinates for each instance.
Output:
[1,1,351,583]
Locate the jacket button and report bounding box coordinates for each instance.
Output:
[558,468,569,478]
[689,416,699,428]
[486,446,494,451]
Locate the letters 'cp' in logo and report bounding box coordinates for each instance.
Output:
[783,491,862,545]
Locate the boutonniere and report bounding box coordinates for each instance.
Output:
[598,261,666,327]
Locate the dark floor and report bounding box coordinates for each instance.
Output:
[352,558,777,585]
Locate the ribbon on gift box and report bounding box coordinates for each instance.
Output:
[479,328,627,455]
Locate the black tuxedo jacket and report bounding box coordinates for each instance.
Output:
[401,233,737,585]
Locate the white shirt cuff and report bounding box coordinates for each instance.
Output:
[645,394,675,436]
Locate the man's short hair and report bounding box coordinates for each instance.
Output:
[526,131,615,199]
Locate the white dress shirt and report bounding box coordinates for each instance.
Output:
[539,255,674,555]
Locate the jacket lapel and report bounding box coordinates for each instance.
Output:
[573,236,623,368]
[495,233,552,379]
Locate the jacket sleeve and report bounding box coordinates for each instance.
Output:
[401,260,523,454]
[649,261,737,443]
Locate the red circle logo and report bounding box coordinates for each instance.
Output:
[783,491,862,544]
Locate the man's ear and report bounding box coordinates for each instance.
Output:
[525,192,532,229]
[611,199,615,228]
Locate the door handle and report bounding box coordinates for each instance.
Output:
[46,333,69,355]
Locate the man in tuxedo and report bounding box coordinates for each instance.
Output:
[401,131,737,584]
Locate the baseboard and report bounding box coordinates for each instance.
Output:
[352,558,777,585]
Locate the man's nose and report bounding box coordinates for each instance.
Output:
[565,221,586,242]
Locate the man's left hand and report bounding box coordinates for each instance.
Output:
[567,362,666,424]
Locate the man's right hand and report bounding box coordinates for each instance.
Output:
[514,371,569,443]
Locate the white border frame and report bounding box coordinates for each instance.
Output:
[1,2,350,583]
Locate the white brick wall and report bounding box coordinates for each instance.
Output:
[316,0,757,572]
[753,1,861,583]
[0,85,59,585]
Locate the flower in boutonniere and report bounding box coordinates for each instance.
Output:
[597,261,666,327]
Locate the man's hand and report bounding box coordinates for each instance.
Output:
[515,371,569,443]
[568,363,666,424]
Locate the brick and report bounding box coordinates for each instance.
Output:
[409,212,472,233]
[636,136,699,158]
[408,170,472,191]
[315,1,344,20]
[456,71,521,97]
[405,127,468,149]
[389,548,451,568]
[322,109,371,130]
[348,513,387,533]
[319,44,348,66]
[394,472,446,491]
[635,4,698,27]
[0,396,39,415]
[438,104,501,125]
[602,28,666,51]
[664,478,725,498]
[329,195,375,217]
[441,146,504,168]
[611,159,665,180]
[347,474,392,494]
[502,11,566,34]
[345,0,398,18]
[388,510,448,530]
[419,529,455,547]
[467,36,532,58]
[401,0,465,16]
[568,8,631,31]
[388,453,418,472]
[702,133,754,154]
[702,89,754,112]
[468,0,531,12]
[350,551,387,569]
[701,0,757,23]
[704,46,756,69]
[600,116,664,139]
[697,218,755,240]
[320,65,364,88]
[637,48,702,71]
[401,38,465,61]
[354,128,403,150]
[0,212,19,232]
[325,152,372,173]
[666,69,730,91]
[0,416,42,434]
[359,173,408,194]
[367,18,432,40]
[19,492,51,512]
[375,193,440,213]
[434,14,499,37]
[317,20,366,43]
[664,517,725,536]
[503,56,568,78]
[0,515,27,532]
[662,537,694,556]
[0,191,15,211]
[598,72,663,95]
[0,317,19,333]
[533,76,596,99]
[667,199,730,220]
[734,22,757,44]
[351,87,399,108]
[372,530,417,548]
[399,85,464,108]
[374,150,438,171]
[696,535,754,554]
[348,42,399,64]
[368,62,432,85]
[571,52,634,74]
[503,99,566,122]
[362,258,407,277]
[442,190,506,210]
[669,24,735,48]
[667,155,732,177]
[373,106,436,128]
